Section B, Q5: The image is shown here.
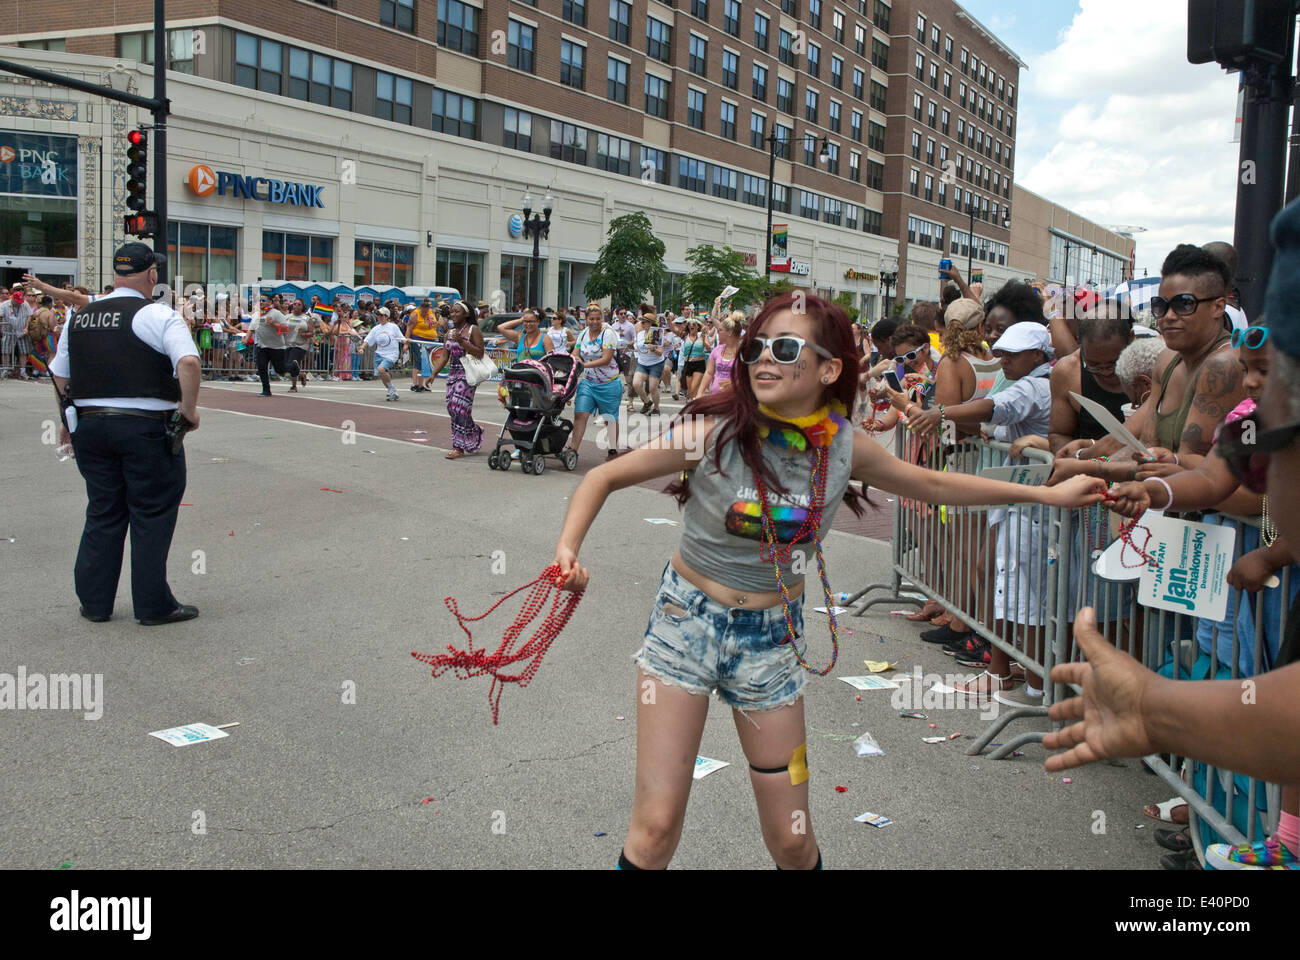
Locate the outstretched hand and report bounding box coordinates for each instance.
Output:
[1041,474,1108,509]
[1043,608,1158,772]
[553,546,589,593]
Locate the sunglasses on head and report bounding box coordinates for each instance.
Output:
[1231,326,1269,350]
[739,335,833,365]
[1217,411,1300,494]
[1151,293,1220,319]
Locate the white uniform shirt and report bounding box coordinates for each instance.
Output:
[50,288,200,411]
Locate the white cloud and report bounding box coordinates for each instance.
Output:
[1018,0,1240,276]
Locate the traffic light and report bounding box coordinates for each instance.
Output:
[124,129,157,239]
[1188,0,1295,69]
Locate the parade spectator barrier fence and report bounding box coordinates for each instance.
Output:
[194,335,518,383]
[846,428,1285,859]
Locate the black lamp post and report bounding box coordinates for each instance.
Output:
[879,268,898,319]
[764,132,829,284]
[521,190,554,310]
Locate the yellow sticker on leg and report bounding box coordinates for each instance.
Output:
[788,743,809,786]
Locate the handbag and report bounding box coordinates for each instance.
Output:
[462,351,497,386]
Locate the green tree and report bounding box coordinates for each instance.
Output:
[890,300,907,318]
[764,276,797,301]
[584,212,666,309]
[830,289,857,316]
[682,244,767,312]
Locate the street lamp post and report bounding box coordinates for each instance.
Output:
[521,190,554,310]
[879,269,898,319]
[764,132,829,285]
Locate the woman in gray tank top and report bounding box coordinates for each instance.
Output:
[548,293,1108,871]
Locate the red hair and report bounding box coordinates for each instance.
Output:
[666,292,867,515]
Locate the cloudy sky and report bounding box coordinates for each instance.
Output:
[961,0,1243,278]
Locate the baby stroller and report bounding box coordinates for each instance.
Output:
[488,353,581,475]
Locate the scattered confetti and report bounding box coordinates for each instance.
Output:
[948,732,961,740]
[855,695,861,701]
[410,438,429,443]
[615,716,625,721]
[210,457,231,462]
[594,831,607,837]
[180,503,193,506]
[834,786,848,793]
[58,861,72,870]
[236,657,256,665]
[898,712,928,719]
[228,531,234,537]
[422,798,436,804]
[1062,778,1073,784]
[400,537,410,541]
[922,736,947,744]
[929,723,937,729]
[320,488,343,493]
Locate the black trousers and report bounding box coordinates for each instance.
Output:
[256,346,299,393]
[71,414,186,620]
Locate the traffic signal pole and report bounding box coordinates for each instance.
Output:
[0,0,170,280]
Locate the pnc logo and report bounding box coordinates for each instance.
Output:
[0,146,15,163]
[187,164,217,197]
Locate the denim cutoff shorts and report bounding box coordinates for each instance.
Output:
[635,562,808,712]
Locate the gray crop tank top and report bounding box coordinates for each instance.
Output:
[678,418,855,592]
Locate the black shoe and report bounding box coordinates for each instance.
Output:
[921,623,972,645]
[289,360,301,378]
[1160,849,1201,871]
[259,391,272,397]
[954,640,992,667]
[1154,828,1192,853]
[79,606,110,623]
[138,604,200,626]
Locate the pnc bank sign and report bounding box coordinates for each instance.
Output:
[186,164,325,207]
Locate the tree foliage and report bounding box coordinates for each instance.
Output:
[682,244,768,312]
[584,212,667,309]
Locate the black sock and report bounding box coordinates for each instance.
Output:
[617,849,642,870]
[776,848,823,870]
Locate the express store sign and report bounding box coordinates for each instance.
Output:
[186,164,325,207]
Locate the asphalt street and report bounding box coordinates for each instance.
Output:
[1,377,1162,870]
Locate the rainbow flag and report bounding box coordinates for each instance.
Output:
[312,303,335,318]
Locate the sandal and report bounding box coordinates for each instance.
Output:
[1144,798,1190,824]
[906,601,945,622]
[445,449,466,460]
[951,670,1013,703]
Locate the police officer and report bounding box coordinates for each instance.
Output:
[49,242,202,625]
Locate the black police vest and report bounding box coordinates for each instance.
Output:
[68,296,181,402]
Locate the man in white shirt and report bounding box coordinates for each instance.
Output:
[49,242,202,626]
[0,284,35,379]
[363,307,405,401]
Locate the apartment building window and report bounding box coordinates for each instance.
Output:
[978,94,985,119]
[823,198,842,225]
[779,29,795,66]
[944,36,953,62]
[849,150,861,182]
[742,174,767,207]
[854,23,865,55]
[774,122,792,158]
[607,56,628,102]
[953,186,962,213]
[236,35,282,94]
[931,25,941,52]
[646,16,671,61]
[644,73,670,117]
[805,88,819,123]
[868,79,885,112]
[720,100,737,139]
[929,62,938,90]
[550,121,588,164]
[118,29,195,73]
[771,182,792,214]
[914,52,924,81]
[799,190,820,220]
[166,223,236,287]
[957,118,964,140]
[641,145,668,183]
[597,134,631,175]
[1007,83,1015,106]
[941,108,950,135]
[997,75,1005,99]
[864,208,883,234]
[692,0,709,20]
[867,120,884,150]
[853,67,865,99]
[941,70,951,98]
[722,49,739,88]
[831,55,842,89]
[909,168,919,196]
[927,101,936,128]
[438,0,479,55]
[925,137,935,165]
[872,1,890,31]
[508,20,535,71]
[687,88,705,128]
[777,78,794,113]
[503,108,532,151]
[912,92,922,120]
[871,38,888,70]
[678,157,708,193]
[711,166,738,201]
[833,9,844,42]
[960,47,968,73]
[939,143,948,166]
[563,0,586,27]
[609,0,631,43]
[911,130,920,160]
[825,141,839,174]
[263,232,333,282]
[750,110,766,148]
[431,88,475,137]
[996,107,1004,130]
[992,201,999,223]
[689,34,708,76]
[850,108,862,142]
[724,0,741,35]
[845,204,859,230]
[829,99,841,132]
[754,11,770,50]
[22,38,67,52]
[803,132,818,165]
[782,0,800,15]
[376,72,413,124]
[752,63,768,101]
[808,42,820,77]
[286,48,352,108]
[916,13,926,41]
[938,179,946,206]
[923,173,933,201]
[381,0,415,32]
[809,0,822,29]
[560,40,585,88]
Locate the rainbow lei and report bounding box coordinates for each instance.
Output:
[754,400,850,676]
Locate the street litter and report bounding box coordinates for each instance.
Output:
[838,675,899,691]
[928,681,959,695]
[148,723,230,746]
[922,737,947,744]
[854,812,893,827]
[898,712,928,719]
[834,786,848,793]
[853,732,884,758]
[863,660,895,673]
[947,732,961,740]
[813,606,848,615]
[644,518,678,525]
[210,457,231,462]
[320,488,343,493]
[410,438,429,442]
[692,756,729,779]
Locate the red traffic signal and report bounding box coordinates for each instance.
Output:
[126,129,148,213]
[127,129,145,146]
[124,212,158,239]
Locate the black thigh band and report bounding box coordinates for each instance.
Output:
[749,763,789,774]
